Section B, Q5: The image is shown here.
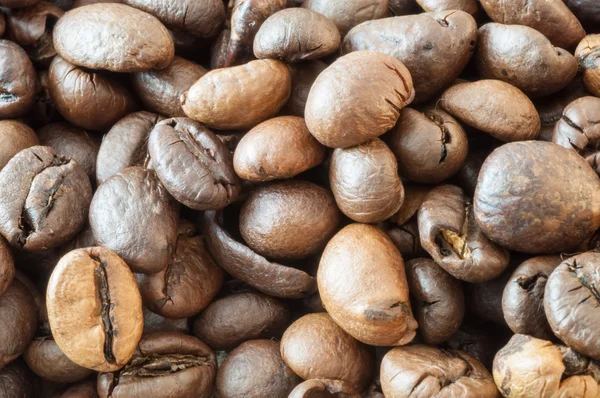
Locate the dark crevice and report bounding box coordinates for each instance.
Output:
[118,355,211,378]
[384,62,411,101]
[568,259,600,304]
[91,253,116,364]
[517,272,546,292]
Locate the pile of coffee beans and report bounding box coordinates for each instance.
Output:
[0,0,600,397]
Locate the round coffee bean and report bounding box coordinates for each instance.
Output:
[0,39,36,119]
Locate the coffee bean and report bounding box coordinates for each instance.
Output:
[0,120,38,170]
[0,39,36,119]
[302,0,388,37]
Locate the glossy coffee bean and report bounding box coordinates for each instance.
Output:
[0,39,37,119]
[24,336,93,383]
[283,60,327,117]
[46,247,143,372]
[142,307,190,335]
[0,360,36,398]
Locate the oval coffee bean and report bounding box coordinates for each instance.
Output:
[23,337,93,383]
[182,59,291,130]
[342,11,476,103]
[0,120,38,170]
[53,3,174,72]
[280,313,374,393]
[302,0,389,37]
[0,360,35,398]
[148,118,240,211]
[475,141,600,253]
[441,80,540,142]
[47,247,143,372]
[193,292,291,350]
[318,224,418,346]
[0,145,92,251]
[330,138,404,223]
[89,167,179,274]
[306,51,414,148]
[0,39,36,119]
[254,8,341,62]
[239,180,340,260]
[233,116,326,181]
[97,332,217,398]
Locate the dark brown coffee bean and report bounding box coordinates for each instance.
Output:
[233,116,326,181]
[0,360,35,398]
[203,210,316,298]
[25,69,59,129]
[216,339,300,398]
[138,234,224,319]
[239,180,340,260]
[97,332,217,398]
[306,51,414,148]
[417,0,478,14]
[389,184,431,226]
[289,379,361,398]
[0,120,38,171]
[37,122,100,181]
[467,270,511,326]
[318,224,418,346]
[0,146,92,251]
[406,257,464,345]
[0,0,41,7]
[89,167,179,274]
[193,292,291,350]
[0,237,14,298]
[418,184,509,282]
[283,60,327,117]
[446,321,511,371]
[0,280,38,368]
[53,3,174,72]
[254,8,340,62]
[5,1,64,65]
[553,96,600,157]
[545,253,600,360]
[381,345,498,397]
[493,334,600,397]
[302,0,388,37]
[23,337,93,383]
[330,138,404,223]
[95,111,164,185]
[59,379,98,398]
[476,23,578,98]
[131,56,207,118]
[502,255,561,340]
[480,0,585,50]
[389,0,419,15]
[475,141,600,253]
[48,56,137,131]
[384,219,426,260]
[441,80,540,142]
[148,118,240,210]
[47,247,143,372]
[281,313,374,392]
[143,307,189,335]
[386,108,468,184]
[566,0,600,30]
[454,149,488,197]
[182,59,291,130]
[0,39,36,119]
[342,11,476,103]
[122,0,225,38]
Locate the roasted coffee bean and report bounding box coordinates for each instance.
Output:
[193,292,291,350]
[122,0,225,38]
[254,8,341,62]
[0,360,36,398]
[47,56,137,131]
[131,56,207,118]
[0,12,5,37]
[233,116,326,181]
[545,253,600,360]
[446,321,511,370]
[53,3,174,72]
[419,184,509,283]
[5,1,64,65]
[182,58,291,130]
[406,258,464,345]
[46,247,143,372]
[0,0,41,7]
[342,11,476,103]
[289,379,361,398]
[417,0,478,14]
[386,107,468,184]
[280,313,374,393]
[0,236,14,298]
[24,336,93,383]
[37,122,100,181]
[0,39,37,119]
[0,146,92,251]
[0,280,38,368]
[97,332,217,398]
[441,80,540,142]
[384,219,426,260]
[0,120,38,170]
[553,97,600,157]
[137,233,224,319]
[381,345,498,397]
[389,0,420,15]
[95,111,164,185]
[502,255,561,340]
[89,167,179,274]
[204,210,316,298]
[143,307,190,335]
[466,269,511,327]
[302,0,389,37]
[493,334,600,398]
[330,138,404,223]
[480,0,585,50]
[59,379,98,398]
[390,184,430,226]
[283,60,327,117]
[474,141,600,253]
[476,23,578,98]
[318,223,418,346]
[305,51,414,148]
[239,180,340,260]
[216,339,300,398]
